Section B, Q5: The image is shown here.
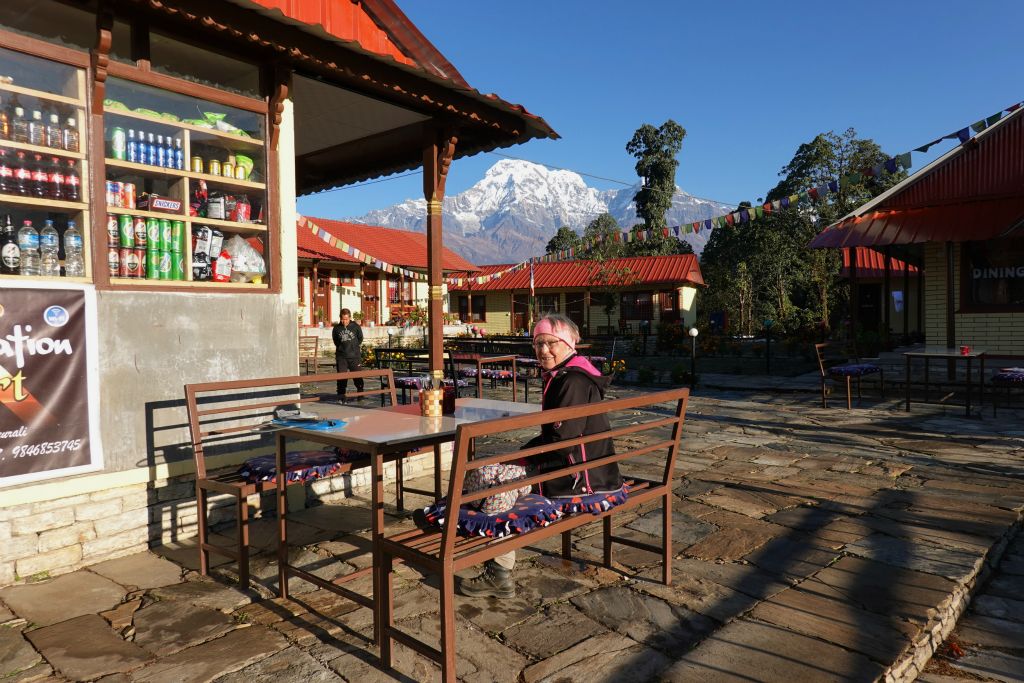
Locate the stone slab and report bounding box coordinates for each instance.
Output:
[970,595,1024,623]
[948,649,1024,683]
[624,509,719,548]
[501,602,606,659]
[131,626,288,683]
[661,618,885,682]
[981,574,1024,602]
[634,564,761,624]
[682,526,777,561]
[132,601,237,656]
[0,571,126,626]
[744,535,842,581]
[149,578,252,613]
[845,534,982,581]
[0,626,42,677]
[150,535,234,571]
[88,552,183,589]
[24,614,152,680]
[955,614,1024,651]
[211,646,337,683]
[522,631,671,683]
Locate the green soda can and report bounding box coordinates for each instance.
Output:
[118,214,134,248]
[158,250,172,280]
[145,249,160,280]
[171,220,184,253]
[158,219,172,252]
[146,218,160,250]
[170,251,184,280]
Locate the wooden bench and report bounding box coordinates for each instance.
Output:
[376,387,690,682]
[184,369,399,590]
[984,353,1024,416]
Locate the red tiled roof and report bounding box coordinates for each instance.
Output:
[299,216,479,272]
[840,247,920,278]
[447,255,704,292]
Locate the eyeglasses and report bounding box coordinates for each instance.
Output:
[533,338,563,350]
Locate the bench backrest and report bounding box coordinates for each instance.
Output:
[298,335,320,359]
[184,369,395,479]
[814,342,866,377]
[439,387,690,555]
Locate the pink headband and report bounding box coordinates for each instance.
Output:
[533,318,577,352]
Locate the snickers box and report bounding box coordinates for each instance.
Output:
[138,193,183,214]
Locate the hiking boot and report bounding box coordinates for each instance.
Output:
[458,560,515,599]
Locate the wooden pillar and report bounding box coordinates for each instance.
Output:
[945,241,956,380]
[883,246,892,342]
[902,256,910,343]
[916,252,924,338]
[423,129,458,383]
[848,248,859,342]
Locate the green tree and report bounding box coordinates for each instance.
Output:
[545,226,581,255]
[626,120,686,231]
[621,225,694,257]
[580,213,623,260]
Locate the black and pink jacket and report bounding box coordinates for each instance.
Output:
[528,354,621,498]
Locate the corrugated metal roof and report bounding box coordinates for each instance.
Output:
[811,107,1024,249]
[448,255,704,292]
[300,217,479,272]
[839,247,920,278]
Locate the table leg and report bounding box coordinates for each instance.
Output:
[512,358,517,402]
[905,356,911,412]
[434,444,443,500]
[276,432,289,599]
[371,448,384,646]
[476,360,483,399]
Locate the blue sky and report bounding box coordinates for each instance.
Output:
[298,0,1024,219]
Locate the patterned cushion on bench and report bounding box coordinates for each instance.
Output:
[829,363,881,377]
[992,371,1024,385]
[237,448,364,484]
[459,368,479,378]
[481,368,513,380]
[394,376,425,389]
[553,486,629,515]
[420,493,562,538]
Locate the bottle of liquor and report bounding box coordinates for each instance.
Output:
[39,219,60,277]
[46,113,62,148]
[11,107,28,143]
[13,151,31,196]
[31,153,48,198]
[64,220,85,277]
[17,219,39,276]
[0,213,19,275]
[62,117,80,152]
[0,149,11,194]
[64,159,81,201]
[28,110,45,146]
[48,156,64,200]
[0,100,9,141]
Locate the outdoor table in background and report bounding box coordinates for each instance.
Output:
[451,352,518,400]
[904,347,986,417]
[273,397,540,644]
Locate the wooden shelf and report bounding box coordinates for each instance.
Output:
[0,139,85,160]
[110,277,267,289]
[105,158,189,179]
[0,193,88,212]
[105,206,186,221]
[192,216,266,233]
[104,108,263,148]
[0,274,90,283]
[0,81,83,108]
[190,172,265,191]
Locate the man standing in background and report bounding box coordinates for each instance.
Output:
[332,308,364,401]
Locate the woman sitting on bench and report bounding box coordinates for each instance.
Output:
[459,313,620,599]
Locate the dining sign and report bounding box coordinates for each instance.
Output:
[1,285,101,486]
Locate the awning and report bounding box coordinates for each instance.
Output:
[809,196,1024,249]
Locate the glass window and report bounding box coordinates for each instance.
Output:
[457,295,485,322]
[537,294,559,313]
[340,271,354,286]
[963,238,1024,310]
[388,278,412,305]
[620,291,653,320]
[0,1,95,53]
[149,31,260,97]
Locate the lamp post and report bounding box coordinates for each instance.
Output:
[688,326,699,388]
[764,319,774,375]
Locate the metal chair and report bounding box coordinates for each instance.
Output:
[814,342,884,409]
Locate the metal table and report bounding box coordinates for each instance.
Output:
[451,353,518,400]
[274,397,540,643]
[904,347,986,417]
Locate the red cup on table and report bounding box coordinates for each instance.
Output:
[442,384,456,414]
[959,345,970,355]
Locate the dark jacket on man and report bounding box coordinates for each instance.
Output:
[332,320,363,359]
[527,354,620,497]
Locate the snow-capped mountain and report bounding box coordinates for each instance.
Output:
[348,159,733,264]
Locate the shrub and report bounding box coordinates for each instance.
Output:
[670,363,690,384]
[638,367,656,383]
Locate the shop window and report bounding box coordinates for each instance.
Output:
[537,294,559,313]
[962,238,1024,312]
[457,295,486,322]
[340,271,354,286]
[150,31,261,97]
[388,278,413,305]
[620,291,654,320]
[0,1,95,52]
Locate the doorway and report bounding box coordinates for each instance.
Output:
[362,273,379,324]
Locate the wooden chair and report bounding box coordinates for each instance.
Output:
[184,369,399,590]
[814,342,884,409]
[377,387,690,682]
[298,335,320,374]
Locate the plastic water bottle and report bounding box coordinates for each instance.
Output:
[17,219,39,276]
[39,219,60,276]
[63,220,84,277]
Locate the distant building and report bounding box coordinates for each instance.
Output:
[297,217,478,327]
[448,254,705,335]
[840,247,925,342]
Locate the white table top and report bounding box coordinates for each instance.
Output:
[292,398,540,449]
[904,347,986,359]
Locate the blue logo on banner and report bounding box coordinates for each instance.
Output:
[44,306,69,327]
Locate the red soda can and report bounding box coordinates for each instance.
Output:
[107,247,119,277]
[133,248,145,278]
[122,182,136,210]
[122,248,141,278]
[106,180,122,208]
[133,217,147,249]
[106,214,119,247]
[118,247,132,277]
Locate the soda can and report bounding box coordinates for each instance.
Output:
[157,219,171,251]
[170,251,184,280]
[118,247,132,277]
[222,162,234,178]
[118,214,134,248]
[133,248,146,279]
[208,159,221,177]
[191,156,204,174]
[158,250,172,280]
[132,217,147,249]
[106,180,122,208]
[146,218,160,249]
[171,221,184,252]
[107,247,120,277]
[110,127,126,160]
[235,164,247,180]
[106,214,119,247]
[145,249,160,280]
[122,182,136,210]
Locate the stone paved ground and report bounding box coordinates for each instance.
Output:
[1,386,1022,683]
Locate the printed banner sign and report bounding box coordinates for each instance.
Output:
[1,287,98,485]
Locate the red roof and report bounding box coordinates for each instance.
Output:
[840,247,920,278]
[810,107,1024,249]
[447,255,704,292]
[298,216,478,272]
